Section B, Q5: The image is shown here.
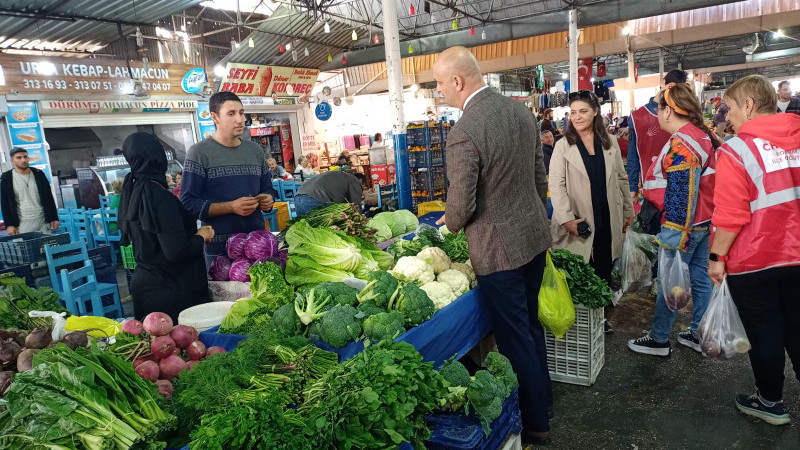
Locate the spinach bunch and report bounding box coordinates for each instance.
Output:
[550,249,614,308]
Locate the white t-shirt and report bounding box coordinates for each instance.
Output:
[12,170,48,233]
[778,100,790,112]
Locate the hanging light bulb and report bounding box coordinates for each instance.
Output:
[142,56,149,71]
[352,29,358,41]
[292,50,298,62]
[328,53,333,62]
[410,4,415,15]
[279,43,285,53]
[481,30,486,40]
[342,55,347,64]
[452,19,458,31]
[231,38,238,50]
[470,26,475,36]
[286,42,292,50]
[248,37,254,48]
[304,47,310,57]
[324,21,330,33]
[374,34,380,45]
[408,44,414,54]
[135,27,144,47]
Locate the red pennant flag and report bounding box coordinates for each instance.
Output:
[577,57,594,91]
[597,61,606,78]
[634,63,639,82]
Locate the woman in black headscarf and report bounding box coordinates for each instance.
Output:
[118,132,214,321]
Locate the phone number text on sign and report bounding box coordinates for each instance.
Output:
[21,78,171,92]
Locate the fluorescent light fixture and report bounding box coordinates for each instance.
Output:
[324,21,330,33]
[561,73,568,80]
[411,83,419,92]
[773,29,786,38]
[687,73,694,80]
[352,29,358,41]
[249,37,254,48]
[286,42,292,50]
[304,47,309,56]
[0,65,5,86]
[590,77,595,82]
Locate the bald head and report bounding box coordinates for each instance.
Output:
[433,46,486,110]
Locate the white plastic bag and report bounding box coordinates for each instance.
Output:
[207,281,252,302]
[697,280,751,360]
[28,311,67,341]
[621,230,655,293]
[658,248,692,311]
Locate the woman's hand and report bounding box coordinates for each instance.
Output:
[708,260,726,286]
[562,218,585,237]
[623,216,633,233]
[196,225,215,244]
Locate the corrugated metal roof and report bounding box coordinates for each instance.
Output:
[0,0,204,54]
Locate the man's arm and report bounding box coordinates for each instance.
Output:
[443,129,479,234]
[627,123,641,193]
[0,174,19,228]
[180,150,211,220]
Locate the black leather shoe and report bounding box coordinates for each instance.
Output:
[522,430,551,447]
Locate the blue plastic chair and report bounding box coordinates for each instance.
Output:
[278,180,298,201]
[90,208,121,265]
[59,261,122,318]
[63,200,77,209]
[272,180,282,200]
[44,242,121,318]
[263,210,279,232]
[98,195,112,210]
[65,208,96,249]
[377,183,398,208]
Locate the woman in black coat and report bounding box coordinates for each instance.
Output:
[118,132,214,321]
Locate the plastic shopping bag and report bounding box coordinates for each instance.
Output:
[621,230,655,293]
[697,280,751,360]
[658,248,692,311]
[538,252,575,338]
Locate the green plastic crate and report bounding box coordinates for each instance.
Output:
[121,245,137,269]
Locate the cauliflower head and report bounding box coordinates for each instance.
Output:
[417,247,452,274]
[391,256,435,285]
[450,262,476,289]
[437,269,470,297]
[421,281,458,309]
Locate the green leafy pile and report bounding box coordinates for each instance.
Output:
[0,343,175,450]
[0,279,67,331]
[301,341,447,449]
[281,203,378,243]
[440,230,470,263]
[550,249,614,308]
[219,262,294,334]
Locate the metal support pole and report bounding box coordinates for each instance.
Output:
[568,8,579,93]
[627,36,635,111]
[382,0,410,210]
[658,48,664,81]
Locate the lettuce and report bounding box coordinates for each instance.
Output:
[286,220,362,271]
[367,218,392,243]
[285,256,355,287]
[373,211,406,237]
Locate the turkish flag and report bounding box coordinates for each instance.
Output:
[597,61,606,78]
[578,58,593,91]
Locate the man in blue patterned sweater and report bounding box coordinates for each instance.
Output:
[181,91,278,264]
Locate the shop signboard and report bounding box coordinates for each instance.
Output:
[219,63,319,97]
[0,54,206,96]
[5,101,53,182]
[315,101,332,121]
[181,67,207,94]
[38,99,199,114]
[196,102,216,140]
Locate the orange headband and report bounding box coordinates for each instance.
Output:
[663,87,689,116]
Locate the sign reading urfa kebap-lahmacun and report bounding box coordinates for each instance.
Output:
[219,63,320,96]
[0,55,208,96]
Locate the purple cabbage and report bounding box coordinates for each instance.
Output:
[229,259,254,282]
[244,230,279,261]
[226,233,248,260]
[277,249,288,262]
[209,255,233,281]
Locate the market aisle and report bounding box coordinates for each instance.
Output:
[547,328,800,449]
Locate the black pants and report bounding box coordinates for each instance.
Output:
[727,265,800,402]
[476,251,552,432]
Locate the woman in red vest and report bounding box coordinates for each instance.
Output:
[709,75,800,426]
[628,83,719,357]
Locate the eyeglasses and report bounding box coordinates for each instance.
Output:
[568,90,594,101]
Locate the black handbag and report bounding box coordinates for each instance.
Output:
[637,198,664,235]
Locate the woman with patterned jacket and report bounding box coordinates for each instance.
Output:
[628,83,720,357]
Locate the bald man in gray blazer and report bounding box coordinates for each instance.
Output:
[434,46,552,445]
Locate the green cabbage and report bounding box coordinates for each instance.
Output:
[286,220,362,271]
[394,209,420,233]
[373,211,406,237]
[367,218,393,242]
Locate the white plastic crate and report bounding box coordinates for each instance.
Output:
[544,304,604,386]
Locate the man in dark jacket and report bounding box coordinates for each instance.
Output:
[1,147,58,235]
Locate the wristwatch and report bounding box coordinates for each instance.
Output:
[709,253,729,262]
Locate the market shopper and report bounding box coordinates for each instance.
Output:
[0,147,59,235]
[118,132,212,322]
[628,83,718,357]
[180,91,277,265]
[541,131,555,174]
[293,155,315,180]
[336,149,351,167]
[267,158,289,180]
[540,108,562,141]
[776,80,800,115]
[708,75,800,425]
[294,170,364,216]
[432,46,553,445]
[172,171,182,197]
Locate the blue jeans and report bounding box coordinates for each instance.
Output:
[650,230,712,343]
[294,194,327,216]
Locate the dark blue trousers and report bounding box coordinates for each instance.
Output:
[476,251,552,432]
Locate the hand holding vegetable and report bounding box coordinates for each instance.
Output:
[196,225,215,243]
[563,218,585,237]
[257,193,275,212]
[230,196,259,216]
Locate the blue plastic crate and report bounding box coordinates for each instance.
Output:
[411,171,433,191]
[431,149,445,166]
[409,150,430,168]
[0,232,71,265]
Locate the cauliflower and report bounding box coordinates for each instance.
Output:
[391,256,435,285]
[437,269,470,296]
[421,281,458,309]
[438,224,452,236]
[417,247,452,274]
[450,262,477,289]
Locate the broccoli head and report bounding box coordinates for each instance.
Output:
[318,305,362,348]
[270,302,303,337]
[439,358,471,388]
[355,301,386,322]
[474,397,503,435]
[467,370,499,407]
[249,262,294,311]
[393,283,436,326]
[363,311,406,343]
[485,352,518,397]
[317,281,359,306]
[356,270,401,307]
[294,287,331,325]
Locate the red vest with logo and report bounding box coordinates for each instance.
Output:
[631,104,673,180]
[718,135,800,274]
[642,123,716,226]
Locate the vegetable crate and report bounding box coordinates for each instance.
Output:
[121,245,137,270]
[430,149,445,167]
[544,304,605,386]
[409,148,430,168]
[273,202,291,231]
[417,200,447,217]
[0,232,70,266]
[0,262,49,287]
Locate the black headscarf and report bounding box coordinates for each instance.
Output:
[118,132,169,242]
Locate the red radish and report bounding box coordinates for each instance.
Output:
[134,354,157,368]
[151,336,177,360]
[142,312,173,336]
[135,360,159,382]
[170,325,198,349]
[172,347,181,356]
[159,355,186,380]
[155,379,173,397]
[186,340,207,361]
[121,319,144,336]
[206,346,227,356]
[186,360,199,371]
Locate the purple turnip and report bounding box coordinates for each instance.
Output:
[170,325,198,349]
[142,312,173,337]
[205,346,227,356]
[158,355,186,380]
[0,370,14,396]
[61,331,89,350]
[186,360,199,371]
[134,354,157,368]
[135,360,160,382]
[0,340,22,367]
[186,340,207,361]
[151,336,177,360]
[121,319,144,336]
[156,379,173,397]
[24,328,52,350]
[0,331,24,347]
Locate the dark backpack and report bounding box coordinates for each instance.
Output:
[637,197,664,236]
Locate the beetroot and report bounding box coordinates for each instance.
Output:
[151,336,177,360]
[134,354,157,368]
[135,360,160,382]
[121,319,144,336]
[142,312,173,337]
[170,325,198,349]
[16,349,39,372]
[0,371,14,396]
[186,360,200,371]
[186,340,207,361]
[205,346,227,356]
[25,328,52,350]
[158,355,186,380]
[156,379,173,397]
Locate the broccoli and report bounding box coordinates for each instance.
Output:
[294,287,331,325]
[393,283,435,326]
[467,370,504,436]
[307,321,322,341]
[439,358,471,387]
[363,311,406,342]
[356,270,401,307]
[270,302,303,337]
[249,262,294,312]
[318,305,362,348]
[485,352,518,397]
[476,397,503,434]
[316,281,359,306]
[416,223,445,245]
[355,301,385,322]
